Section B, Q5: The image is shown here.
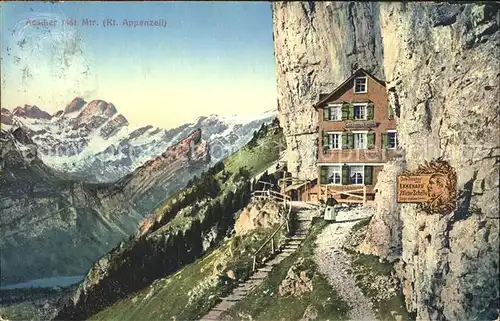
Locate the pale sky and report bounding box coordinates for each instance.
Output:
[1,1,277,128]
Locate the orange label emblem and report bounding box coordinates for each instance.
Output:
[397,158,457,215]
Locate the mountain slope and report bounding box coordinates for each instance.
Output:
[53,121,285,320]
[2,99,276,182]
[0,126,210,286]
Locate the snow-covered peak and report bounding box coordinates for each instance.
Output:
[12,104,52,120]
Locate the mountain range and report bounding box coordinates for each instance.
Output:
[1,98,276,182]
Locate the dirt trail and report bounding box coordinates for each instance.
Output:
[314,205,377,321]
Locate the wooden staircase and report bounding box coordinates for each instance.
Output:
[199,202,313,321]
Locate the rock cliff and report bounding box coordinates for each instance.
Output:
[272,2,499,320]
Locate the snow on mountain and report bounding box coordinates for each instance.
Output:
[1,98,277,182]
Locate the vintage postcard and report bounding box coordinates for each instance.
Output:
[0,2,498,321]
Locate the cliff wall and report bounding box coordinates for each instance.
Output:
[272,2,499,320]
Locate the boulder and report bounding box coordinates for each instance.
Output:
[235,199,283,235]
[278,258,313,297]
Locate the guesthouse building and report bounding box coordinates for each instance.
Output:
[314,68,398,203]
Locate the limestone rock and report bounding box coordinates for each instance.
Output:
[379,3,499,320]
[64,97,87,114]
[1,108,13,125]
[226,270,236,280]
[278,258,313,297]
[273,1,500,319]
[235,199,283,235]
[358,156,406,262]
[12,104,52,120]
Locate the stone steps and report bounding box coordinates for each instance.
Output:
[198,215,314,321]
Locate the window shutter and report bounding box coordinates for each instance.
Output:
[342,165,349,185]
[341,104,349,120]
[349,104,355,120]
[347,133,354,149]
[367,132,375,149]
[320,167,327,184]
[323,107,329,121]
[323,132,329,153]
[367,103,374,120]
[388,105,395,120]
[342,133,348,149]
[382,133,388,149]
[364,166,373,185]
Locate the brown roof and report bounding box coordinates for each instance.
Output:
[313,68,386,109]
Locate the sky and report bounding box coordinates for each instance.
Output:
[0,1,277,128]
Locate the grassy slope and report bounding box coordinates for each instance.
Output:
[345,219,416,321]
[89,224,283,321]
[222,220,350,321]
[224,126,283,177]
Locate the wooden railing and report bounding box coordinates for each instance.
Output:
[319,185,367,203]
[250,190,292,272]
[252,189,291,204]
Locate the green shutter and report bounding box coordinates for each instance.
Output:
[323,107,329,121]
[342,133,348,149]
[342,165,349,185]
[382,133,388,148]
[347,133,354,149]
[367,103,374,120]
[367,132,375,149]
[341,104,349,120]
[320,167,327,184]
[349,104,355,120]
[364,166,373,185]
[388,105,395,120]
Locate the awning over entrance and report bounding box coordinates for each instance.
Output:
[284,181,308,193]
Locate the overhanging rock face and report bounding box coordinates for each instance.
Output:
[272,2,500,320]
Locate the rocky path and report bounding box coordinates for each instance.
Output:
[314,205,377,321]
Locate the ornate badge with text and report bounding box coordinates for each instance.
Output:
[397,158,457,215]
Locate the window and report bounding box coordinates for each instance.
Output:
[328,133,342,150]
[319,165,341,185]
[349,166,364,184]
[330,106,341,120]
[320,165,373,185]
[354,104,367,120]
[353,132,367,149]
[354,77,367,93]
[324,104,342,121]
[388,131,398,148]
[327,166,341,185]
